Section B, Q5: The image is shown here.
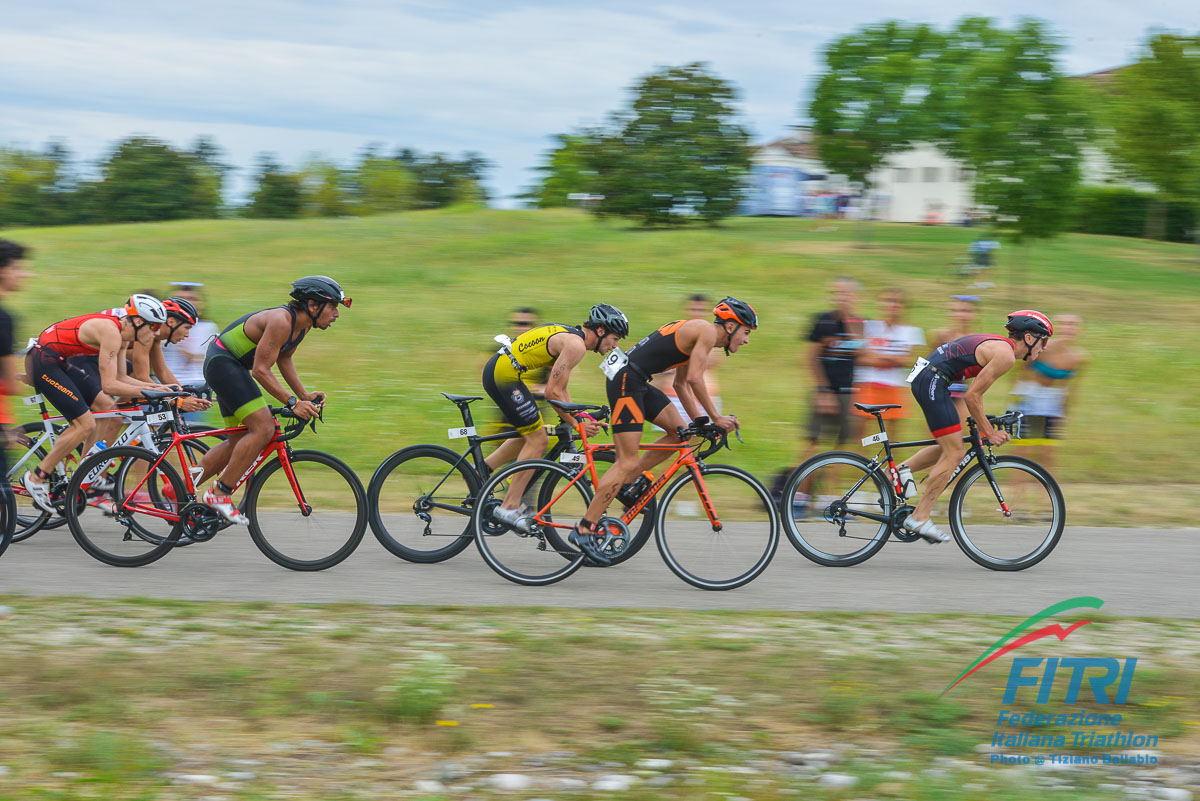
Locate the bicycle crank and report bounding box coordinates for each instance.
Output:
[890,505,920,543]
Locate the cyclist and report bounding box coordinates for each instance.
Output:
[898,310,1052,544]
[22,295,173,512]
[572,297,755,564]
[196,276,349,524]
[1,240,32,515]
[483,303,628,531]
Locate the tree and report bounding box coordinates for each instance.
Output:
[244,155,303,218]
[0,146,66,226]
[949,19,1089,242]
[1109,32,1200,240]
[583,62,750,226]
[189,136,231,217]
[352,150,418,214]
[91,136,220,222]
[809,22,944,188]
[399,150,492,209]
[519,134,595,208]
[299,156,350,217]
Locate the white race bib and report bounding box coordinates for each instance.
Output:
[600,347,630,380]
[559,452,586,464]
[905,357,930,384]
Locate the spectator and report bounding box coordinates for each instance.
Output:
[653,293,722,424]
[162,282,219,423]
[930,294,980,429]
[1013,313,1086,477]
[854,288,925,444]
[0,240,31,503]
[773,278,863,506]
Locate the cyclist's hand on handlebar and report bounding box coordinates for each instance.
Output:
[292,399,321,420]
[178,396,211,413]
[714,414,739,433]
[306,391,326,407]
[985,429,1010,446]
[576,417,603,437]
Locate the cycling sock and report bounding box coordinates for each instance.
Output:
[33,467,50,481]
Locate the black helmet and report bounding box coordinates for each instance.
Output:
[587,303,629,338]
[291,275,352,307]
[713,296,758,329]
[164,296,199,324]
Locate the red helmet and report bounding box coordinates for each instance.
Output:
[163,297,198,325]
[1005,310,1052,339]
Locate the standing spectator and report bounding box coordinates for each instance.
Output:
[1013,313,1086,477]
[162,282,218,388]
[0,240,32,544]
[772,278,863,508]
[853,288,925,444]
[929,294,980,428]
[653,293,723,424]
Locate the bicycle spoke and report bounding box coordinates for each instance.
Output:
[951,458,1064,570]
[369,445,480,563]
[782,452,893,567]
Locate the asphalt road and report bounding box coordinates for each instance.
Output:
[1,525,1196,618]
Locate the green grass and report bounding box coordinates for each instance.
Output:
[7,208,1200,496]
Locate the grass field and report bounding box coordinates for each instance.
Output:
[7,209,1200,522]
[1,597,1197,799]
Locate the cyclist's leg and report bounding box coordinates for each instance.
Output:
[481,361,545,503]
[582,429,642,525]
[907,368,964,523]
[66,356,117,455]
[498,425,548,510]
[632,395,686,474]
[26,350,95,476]
[483,436,523,473]
[218,406,274,489]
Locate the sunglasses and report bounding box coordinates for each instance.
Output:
[510,320,534,327]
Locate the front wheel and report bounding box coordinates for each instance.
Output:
[245,450,367,571]
[472,459,588,586]
[948,455,1065,571]
[781,451,894,567]
[655,464,779,590]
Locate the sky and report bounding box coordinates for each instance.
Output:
[2,1,1196,207]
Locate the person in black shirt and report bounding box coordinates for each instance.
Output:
[0,239,32,552]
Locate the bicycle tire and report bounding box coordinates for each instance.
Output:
[655,464,779,590]
[472,458,587,586]
[0,481,13,557]
[781,451,894,567]
[539,450,656,566]
[948,455,1065,571]
[368,444,481,563]
[245,449,367,571]
[111,437,209,544]
[64,446,184,567]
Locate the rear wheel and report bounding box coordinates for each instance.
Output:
[781,451,894,567]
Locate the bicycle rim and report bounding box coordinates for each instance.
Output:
[782,452,893,567]
[655,465,778,590]
[950,458,1065,570]
[368,445,479,563]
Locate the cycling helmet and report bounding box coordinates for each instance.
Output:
[587,303,629,338]
[124,294,168,324]
[713,296,758,329]
[291,275,351,307]
[1005,309,1053,339]
[164,296,199,325]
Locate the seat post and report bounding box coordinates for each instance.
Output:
[458,402,476,428]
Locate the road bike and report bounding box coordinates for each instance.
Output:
[368,392,654,564]
[780,403,1064,570]
[471,402,779,590]
[62,394,366,570]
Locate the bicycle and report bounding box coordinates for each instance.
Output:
[368,392,655,564]
[62,394,367,570]
[471,403,779,590]
[5,388,215,543]
[780,403,1064,570]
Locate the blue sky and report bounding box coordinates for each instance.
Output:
[2,1,1195,206]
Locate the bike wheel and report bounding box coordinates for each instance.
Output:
[655,464,779,590]
[472,459,587,586]
[64,446,184,567]
[111,439,207,545]
[539,450,656,566]
[245,450,367,571]
[948,456,1065,571]
[6,422,61,541]
[781,451,894,567]
[368,445,481,563]
[0,481,13,557]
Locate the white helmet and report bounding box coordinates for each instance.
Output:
[124,294,168,324]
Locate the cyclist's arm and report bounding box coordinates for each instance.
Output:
[543,336,585,424]
[681,323,720,421]
[129,339,152,382]
[963,344,1015,440]
[148,340,180,386]
[92,324,160,398]
[672,362,704,422]
[250,313,297,405]
[276,350,320,403]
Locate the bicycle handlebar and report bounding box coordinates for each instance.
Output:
[270,406,322,441]
[677,416,738,459]
[984,410,1024,436]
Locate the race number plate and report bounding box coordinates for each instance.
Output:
[447,426,476,439]
[905,356,930,384]
[600,347,629,380]
[146,412,172,424]
[23,394,44,405]
[559,452,585,464]
[862,432,888,446]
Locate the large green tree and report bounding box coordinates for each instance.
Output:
[90,136,220,222]
[519,134,594,208]
[0,145,68,227]
[244,155,303,219]
[582,62,750,226]
[352,149,418,214]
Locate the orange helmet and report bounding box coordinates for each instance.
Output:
[713,296,758,329]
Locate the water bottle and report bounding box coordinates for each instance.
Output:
[84,440,108,458]
[898,465,917,500]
